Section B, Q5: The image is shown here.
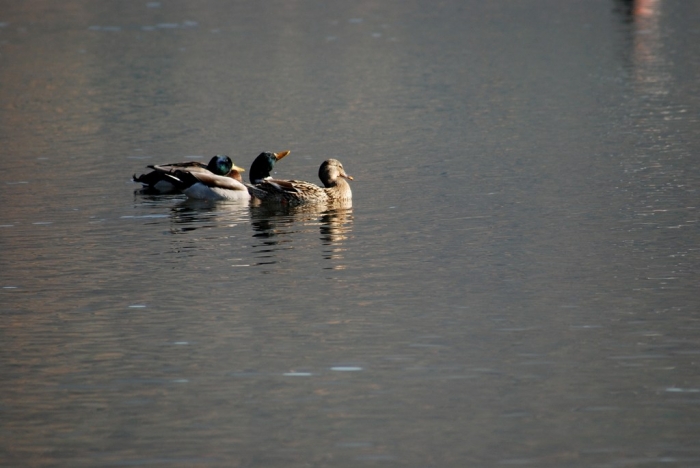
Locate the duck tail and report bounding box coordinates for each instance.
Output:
[133,172,154,185]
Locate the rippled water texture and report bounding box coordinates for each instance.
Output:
[1,1,700,466]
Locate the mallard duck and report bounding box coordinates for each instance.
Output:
[246,159,353,205]
[133,154,234,194]
[160,162,250,201]
[248,150,291,184]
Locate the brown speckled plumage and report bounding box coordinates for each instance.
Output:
[246,159,353,206]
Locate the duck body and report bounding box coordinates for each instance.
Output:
[164,167,251,201]
[246,159,353,206]
[133,155,234,194]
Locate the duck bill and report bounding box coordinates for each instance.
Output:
[274,150,290,160]
[342,174,354,180]
[231,164,246,172]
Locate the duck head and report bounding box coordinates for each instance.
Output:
[249,150,290,184]
[206,155,234,176]
[319,159,353,187]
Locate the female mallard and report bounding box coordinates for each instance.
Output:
[133,154,234,194]
[246,159,353,205]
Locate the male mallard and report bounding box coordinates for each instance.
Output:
[248,150,291,184]
[246,159,353,205]
[133,154,234,194]
[159,162,250,201]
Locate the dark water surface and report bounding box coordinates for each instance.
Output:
[2,1,700,466]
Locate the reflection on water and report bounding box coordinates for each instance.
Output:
[627,0,669,96]
[613,0,696,242]
[250,202,353,271]
[168,199,249,234]
[130,193,355,273]
[2,0,700,466]
[319,207,353,268]
[615,0,667,93]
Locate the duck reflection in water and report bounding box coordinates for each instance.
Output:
[319,205,353,268]
[168,198,249,234]
[249,201,353,271]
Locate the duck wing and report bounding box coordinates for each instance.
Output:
[247,178,326,203]
[134,163,206,192]
[259,178,308,194]
[176,170,247,191]
[150,161,212,173]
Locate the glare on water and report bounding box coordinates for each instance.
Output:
[1,1,700,466]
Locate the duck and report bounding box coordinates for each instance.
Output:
[246,159,353,205]
[160,162,251,201]
[248,150,291,184]
[133,154,234,194]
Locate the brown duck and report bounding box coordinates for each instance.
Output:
[246,159,353,205]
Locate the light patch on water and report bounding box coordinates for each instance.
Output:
[128,304,147,308]
[0,224,14,228]
[231,264,250,267]
[666,387,700,393]
[157,23,179,29]
[32,221,53,225]
[120,214,168,219]
[609,354,667,360]
[172,379,189,383]
[146,2,161,7]
[173,342,189,345]
[6,181,28,185]
[331,366,363,372]
[284,372,313,377]
[3,286,18,289]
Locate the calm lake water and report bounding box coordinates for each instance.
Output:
[2,1,700,466]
